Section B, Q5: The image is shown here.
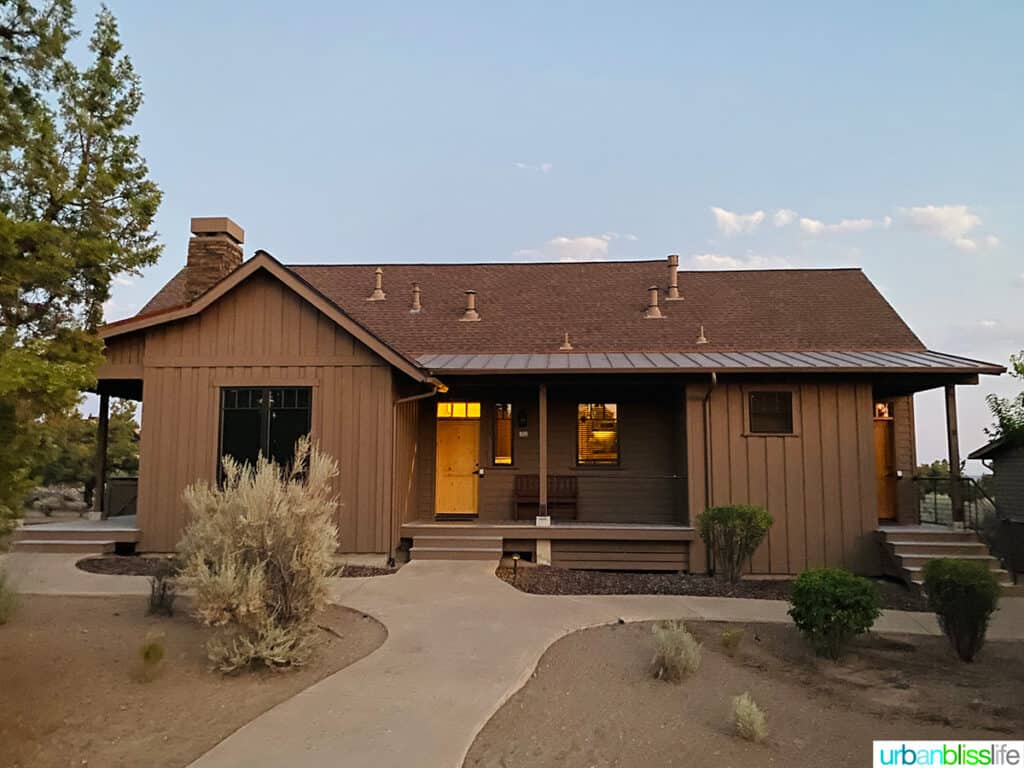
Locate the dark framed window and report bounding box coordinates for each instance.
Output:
[493,403,513,465]
[748,391,793,434]
[220,387,312,471]
[577,403,619,465]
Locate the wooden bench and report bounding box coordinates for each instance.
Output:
[513,475,578,520]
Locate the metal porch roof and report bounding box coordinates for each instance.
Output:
[416,349,1004,375]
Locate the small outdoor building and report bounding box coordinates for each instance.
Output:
[82,216,1004,576]
[969,436,1024,521]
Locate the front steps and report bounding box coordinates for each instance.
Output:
[9,518,140,554]
[409,535,503,562]
[880,527,1023,597]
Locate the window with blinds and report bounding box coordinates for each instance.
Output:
[748,391,794,434]
[493,403,513,465]
[577,403,619,465]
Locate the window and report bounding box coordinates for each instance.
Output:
[220,387,312,471]
[436,401,481,419]
[493,403,513,465]
[577,403,619,465]
[748,391,793,434]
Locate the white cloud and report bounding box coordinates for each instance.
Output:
[685,252,793,270]
[773,208,797,227]
[985,234,1000,248]
[799,215,891,235]
[710,206,765,236]
[112,273,136,287]
[898,204,989,252]
[514,232,635,262]
[515,161,553,174]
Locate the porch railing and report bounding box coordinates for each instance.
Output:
[912,474,995,531]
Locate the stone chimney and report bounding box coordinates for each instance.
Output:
[186,217,244,302]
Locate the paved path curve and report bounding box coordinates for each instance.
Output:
[187,560,1024,768]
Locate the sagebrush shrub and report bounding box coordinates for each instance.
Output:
[788,568,881,659]
[138,631,166,682]
[732,692,767,742]
[720,628,745,657]
[651,620,702,682]
[923,558,1000,662]
[697,505,774,583]
[177,437,339,673]
[0,568,17,624]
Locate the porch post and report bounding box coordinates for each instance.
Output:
[538,383,548,518]
[91,392,110,520]
[945,384,963,524]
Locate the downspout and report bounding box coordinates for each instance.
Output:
[388,381,446,566]
[702,372,718,575]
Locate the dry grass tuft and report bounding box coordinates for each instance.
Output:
[720,628,745,657]
[732,691,768,742]
[651,619,702,682]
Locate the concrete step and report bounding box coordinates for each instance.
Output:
[879,529,979,543]
[11,539,115,554]
[11,526,139,544]
[905,565,1011,585]
[909,572,1024,598]
[412,535,503,550]
[898,553,1001,569]
[409,546,502,561]
[888,541,990,556]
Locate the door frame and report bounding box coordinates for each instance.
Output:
[873,401,898,521]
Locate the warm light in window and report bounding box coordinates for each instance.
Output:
[436,402,482,420]
[577,403,619,464]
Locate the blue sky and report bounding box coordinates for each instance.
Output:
[82,1,1022,466]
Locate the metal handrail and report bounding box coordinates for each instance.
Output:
[912,474,995,531]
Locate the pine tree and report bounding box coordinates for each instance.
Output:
[0,1,161,530]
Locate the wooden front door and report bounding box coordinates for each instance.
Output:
[435,419,480,516]
[874,403,897,520]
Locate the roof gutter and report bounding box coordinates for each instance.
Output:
[387,382,446,566]
[702,372,718,576]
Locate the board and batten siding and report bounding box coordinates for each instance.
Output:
[132,272,396,553]
[686,379,881,575]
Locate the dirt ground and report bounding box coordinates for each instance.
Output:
[465,620,1024,768]
[0,595,386,768]
[497,565,930,611]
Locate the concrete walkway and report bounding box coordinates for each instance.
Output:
[4,553,1023,768]
[188,561,1024,768]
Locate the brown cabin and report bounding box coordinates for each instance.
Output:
[89,216,1004,575]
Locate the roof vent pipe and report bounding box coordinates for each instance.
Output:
[696,325,708,344]
[367,267,386,301]
[666,254,682,300]
[559,332,573,351]
[643,286,663,319]
[460,289,480,322]
[410,283,422,313]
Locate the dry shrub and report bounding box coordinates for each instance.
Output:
[0,568,17,624]
[177,437,339,673]
[720,628,745,657]
[732,691,768,742]
[147,560,178,617]
[651,619,702,682]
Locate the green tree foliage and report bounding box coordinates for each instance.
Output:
[35,398,139,501]
[985,351,1024,441]
[0,1,161,530]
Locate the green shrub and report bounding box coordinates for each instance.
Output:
[651,620,702,682]
[177,437,339,673]
[0,568,17,624]
[788,568,881,659]
[697,505,773,583]
[732,692,768,742]
[720,628,745,657]
[922,558,1000,662]
[136,631,166,682]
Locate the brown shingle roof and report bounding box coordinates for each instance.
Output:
[140,258,925,357]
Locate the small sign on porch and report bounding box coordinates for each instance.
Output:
[535,515,551,527]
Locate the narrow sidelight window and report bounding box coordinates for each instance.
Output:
[493,403,513,465]
[220,386,312,472]
[577,403,619,465]
[748,391,793,434]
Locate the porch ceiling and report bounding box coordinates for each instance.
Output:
[416,349,1004,376]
